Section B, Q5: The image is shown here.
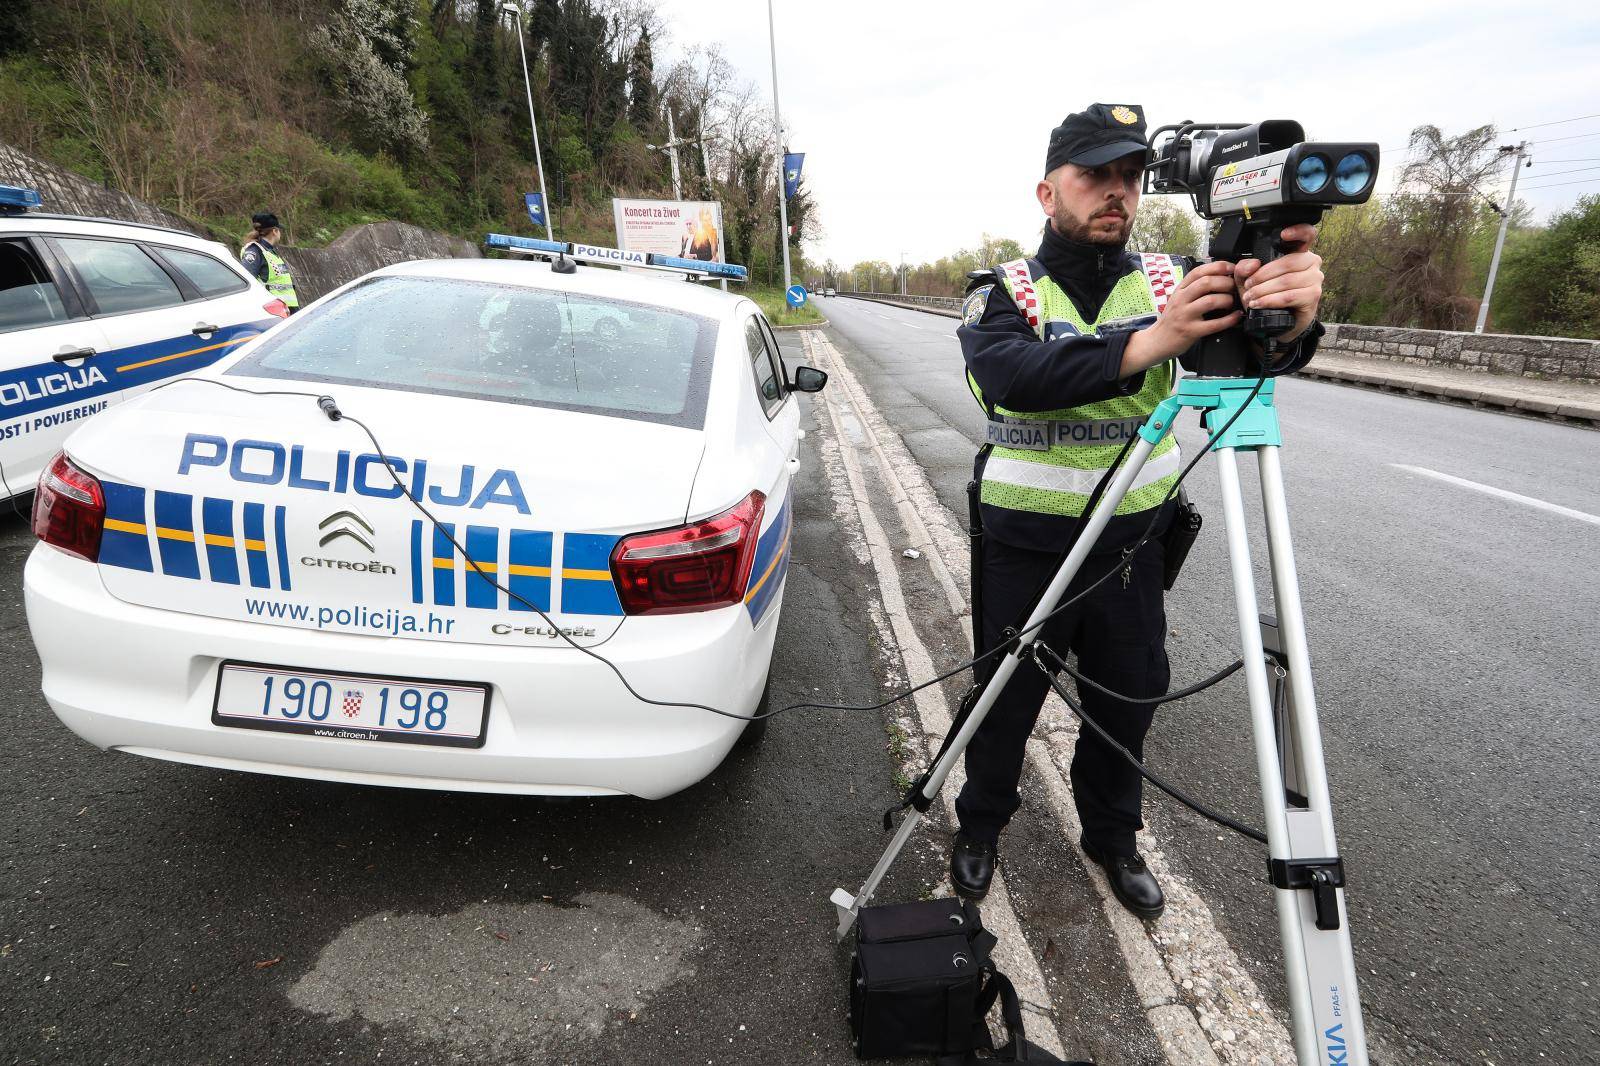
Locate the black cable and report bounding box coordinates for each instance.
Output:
[1056,655,1245,706]
[149,365,1265,726]
[1035,643,1267,845]
[0,458,30,523]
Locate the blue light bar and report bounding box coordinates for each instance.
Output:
[485,233,568,254]
[0,185,43,211]
[647,254,749,281]
[483,232,747,282]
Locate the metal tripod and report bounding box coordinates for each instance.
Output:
[830,374,1369,1066]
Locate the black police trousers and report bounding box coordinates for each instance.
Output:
[955,534,1169,857]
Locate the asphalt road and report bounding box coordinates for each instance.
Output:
[816,292,1600,1064]
[0,381,947,1066]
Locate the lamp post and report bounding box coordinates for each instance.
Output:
[500,1,554,241]
[766,0,792,294]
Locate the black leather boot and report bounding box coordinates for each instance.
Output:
[1081,835,1164,919]
[950,831,998,900]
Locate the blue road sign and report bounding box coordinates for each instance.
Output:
[786,284,808,309]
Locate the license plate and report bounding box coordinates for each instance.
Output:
[212,662,489,748]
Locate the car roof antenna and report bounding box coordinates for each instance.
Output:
[552,251,577,275]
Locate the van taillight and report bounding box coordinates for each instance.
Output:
[611,491,766,615]
[263,299,290,318]
[32,452,105,562]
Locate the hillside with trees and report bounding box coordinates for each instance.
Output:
[841,125,1599,340]
[0,0,815,285]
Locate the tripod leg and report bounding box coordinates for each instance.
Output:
[832,434,1165,938]
[1257,446,1369,1065]
[1214,448,1323,1066]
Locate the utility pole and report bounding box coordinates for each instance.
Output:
[900,251,907,296]
[647,102,689,200]
[500,2,553,241]
[1475,141,1529,335]
[766,0,792,294]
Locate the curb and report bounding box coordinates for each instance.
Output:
[838,295,960,319]
[1299,362,1600,428]
[771,317,829,331]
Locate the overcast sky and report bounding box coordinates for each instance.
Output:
[652,1,1600,268]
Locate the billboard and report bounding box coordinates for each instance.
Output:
[612,198,726,266]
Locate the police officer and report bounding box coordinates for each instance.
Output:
[240,211,300,312]
[951,103,1326,917]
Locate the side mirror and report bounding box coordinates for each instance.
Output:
[790,365,828,393]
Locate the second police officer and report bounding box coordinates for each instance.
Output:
[952,103,1327,917]
[240,211,300,313]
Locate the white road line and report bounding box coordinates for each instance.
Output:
[803,329,1295,1065]
[806,331,1069,1062]
[1391,464,1600,527]
[901,321,926,331]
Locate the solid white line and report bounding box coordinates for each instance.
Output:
[1391,464,1600,527]
[805,329,1272,1064]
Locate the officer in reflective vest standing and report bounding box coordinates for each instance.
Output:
[240,211,300,312]
[951,103,1326,917]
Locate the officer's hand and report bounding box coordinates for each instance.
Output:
[1234,224,1323,342]
[1122,260,1241,376]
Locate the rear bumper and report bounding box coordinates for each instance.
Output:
[24,546,779,798]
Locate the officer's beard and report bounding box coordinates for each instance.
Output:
[1052,201,1134,246]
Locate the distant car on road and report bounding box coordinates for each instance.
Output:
[25,242,829,799]
[0,185,285,503]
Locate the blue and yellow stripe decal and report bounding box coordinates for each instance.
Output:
[0,321,270,423]
[98,482,288,589]
[406,523,601,616]
[744,494,793,625]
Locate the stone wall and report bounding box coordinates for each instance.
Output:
[1,142,480,303]
[0,143,210,238]
[1321,324,1600,385]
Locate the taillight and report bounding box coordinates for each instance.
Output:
[612,491,766,615]
[32,451,105,562]
[263,299,290,318]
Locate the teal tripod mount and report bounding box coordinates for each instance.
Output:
[831,373,1370,1066]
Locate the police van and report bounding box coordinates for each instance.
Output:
[0,185,285,503]
[25,236,830,799]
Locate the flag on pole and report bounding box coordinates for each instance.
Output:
[525,192,546,227]
[783,153,805,199]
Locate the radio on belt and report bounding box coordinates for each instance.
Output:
[484,233,749,282]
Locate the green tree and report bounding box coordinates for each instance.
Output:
[1491,195,1600,338]
[1128,198,1201,257]
[627,26,656,131]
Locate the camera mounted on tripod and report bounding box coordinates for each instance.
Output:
[1144,120,1380,376]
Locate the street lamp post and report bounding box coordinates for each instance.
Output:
[766,0,792,294]
[500,1,554,241]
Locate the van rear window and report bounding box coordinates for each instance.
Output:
[228,276,716,429]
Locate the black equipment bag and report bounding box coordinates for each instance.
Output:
[1160,489,1203,591]
[849,898,1029,1062]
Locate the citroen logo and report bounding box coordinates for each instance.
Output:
[318,510,376,552]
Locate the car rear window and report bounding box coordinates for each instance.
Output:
[227,275,718,429]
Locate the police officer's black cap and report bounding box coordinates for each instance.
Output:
[251,211,281,230]
[1044,104,1150,175]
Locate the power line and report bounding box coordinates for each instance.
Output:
[1507,112,1600,133]
[1517,175,1600,191]
[1519,164,1600,180]
[1532,156,1600,164]
[1529,130,1600,146]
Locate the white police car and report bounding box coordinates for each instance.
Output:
[0,185,285,502]
[24,235,827,799]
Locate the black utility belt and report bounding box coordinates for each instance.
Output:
[985,415,1146,452]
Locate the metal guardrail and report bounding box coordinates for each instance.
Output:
[835,291,962,313]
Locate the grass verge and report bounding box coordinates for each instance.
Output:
[748,286,825,327]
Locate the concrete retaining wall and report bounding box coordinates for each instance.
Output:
[1,142,480,303]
